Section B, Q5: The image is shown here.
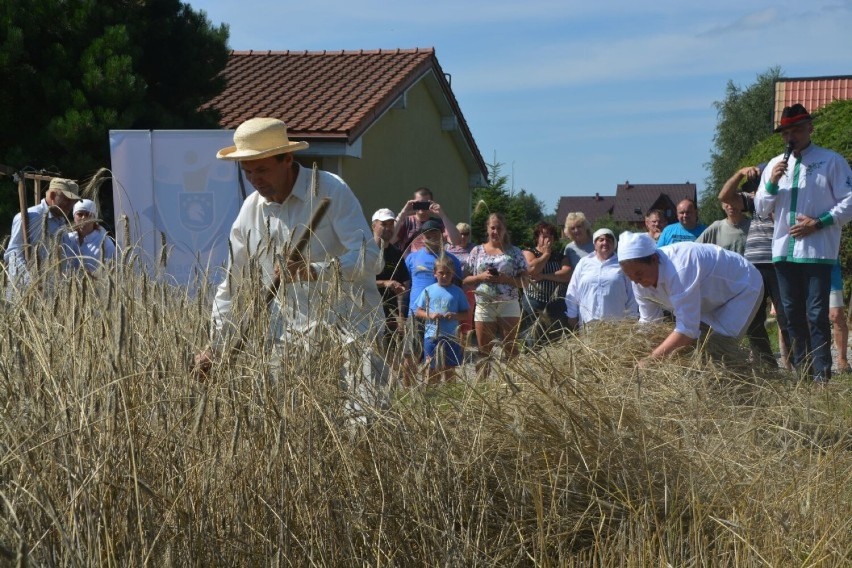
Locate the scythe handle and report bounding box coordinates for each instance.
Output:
[17,176,30,264]
[266,197,332,305]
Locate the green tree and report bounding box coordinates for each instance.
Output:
[701,67,783,225]
[0,0,229,227]
[471,160,546,248]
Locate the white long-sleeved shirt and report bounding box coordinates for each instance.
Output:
[564,252,638,325]
[61,227,117,272]
[633,243,763,339]
[3,199,68,277]
[211,164,383,347]
[754,143,852,264]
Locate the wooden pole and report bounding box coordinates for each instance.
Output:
[14,173,56,266]
[17,176,30,264]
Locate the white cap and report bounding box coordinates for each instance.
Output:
[592,228,615,241]
[73,199,97,216]
[372,208,395,222]
[618,231,656,261]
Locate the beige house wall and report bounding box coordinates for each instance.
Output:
[331,79,473,226]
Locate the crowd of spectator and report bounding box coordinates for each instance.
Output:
[365,104,851,386]
[5,106,850,392]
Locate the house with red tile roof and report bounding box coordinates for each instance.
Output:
[774,75,852,128]
[201,48,487,222]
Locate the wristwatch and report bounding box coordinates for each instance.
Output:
[814,218,824,230]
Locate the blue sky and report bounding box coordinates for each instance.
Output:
[187,0,851,213]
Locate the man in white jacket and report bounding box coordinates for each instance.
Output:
[755,104,852,382]
[194,118,385,413]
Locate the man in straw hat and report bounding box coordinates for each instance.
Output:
[4,177,80,287]
[194,118,386,413]
[617,232,763,368]
[755,103,852,383]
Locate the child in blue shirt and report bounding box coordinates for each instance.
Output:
[414,256,470,384]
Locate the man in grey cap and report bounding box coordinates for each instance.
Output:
[618,232,763,368]
[4,177,80,287]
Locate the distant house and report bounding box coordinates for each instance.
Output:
[555,182,697,230]
[555,194,615,228]
[201,48,487,223]
[774,75,852,127]
[612,182,697,226]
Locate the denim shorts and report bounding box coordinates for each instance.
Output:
[423,336,463,368]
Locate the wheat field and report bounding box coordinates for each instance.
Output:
[0,248,849,567]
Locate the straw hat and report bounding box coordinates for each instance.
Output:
[216,118,309,161]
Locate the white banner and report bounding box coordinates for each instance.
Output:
[109,130,243,287]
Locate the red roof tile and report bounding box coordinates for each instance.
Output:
[774,76,852,128]
[201,49,480,158]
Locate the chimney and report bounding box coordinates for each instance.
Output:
[595,192,600,201]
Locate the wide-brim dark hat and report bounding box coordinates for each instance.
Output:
[774,104,811,133]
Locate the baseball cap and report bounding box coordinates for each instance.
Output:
[372,208,395,222]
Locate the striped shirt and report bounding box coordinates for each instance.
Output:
[523,247,568,303]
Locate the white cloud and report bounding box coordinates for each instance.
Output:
[448,9,851,95]
[185,0,849,204]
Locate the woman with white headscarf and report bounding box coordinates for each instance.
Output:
[564,228,637,329]
[61,199,117,273]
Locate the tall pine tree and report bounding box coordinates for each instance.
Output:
[0,0,229,226]
[471,160,546,248]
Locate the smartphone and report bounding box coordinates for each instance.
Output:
[413,201,431,211]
